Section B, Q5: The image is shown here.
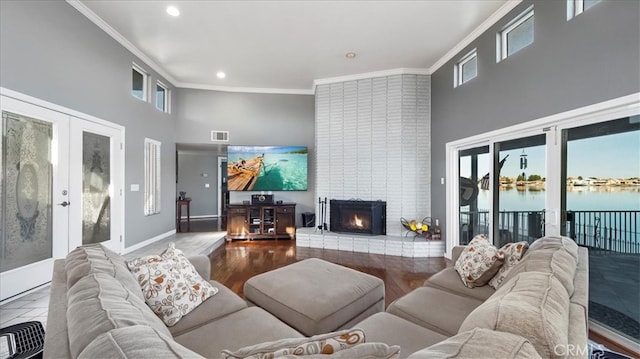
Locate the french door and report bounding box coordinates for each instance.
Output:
[1,91,123,300]
[69,118,122,252]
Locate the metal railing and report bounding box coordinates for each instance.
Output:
[567,210,640,254]
[460,209,640,254]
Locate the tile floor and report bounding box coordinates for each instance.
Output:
[0,230,226,331]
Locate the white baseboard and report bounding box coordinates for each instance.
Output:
[123,229,176,254]
[186,215,220,220]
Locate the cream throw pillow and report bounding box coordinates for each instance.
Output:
[454,234,504,288]
[221,329,366,358]
[127,243,218,326]
[488,241,529,289]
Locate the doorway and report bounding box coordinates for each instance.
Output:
[0,90,124,301]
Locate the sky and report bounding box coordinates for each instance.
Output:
[461,130,640,180]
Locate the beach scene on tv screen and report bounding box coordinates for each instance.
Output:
[227,146,308,191]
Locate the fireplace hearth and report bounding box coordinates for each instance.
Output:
[330,200,386,235]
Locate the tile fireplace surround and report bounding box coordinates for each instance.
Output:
[295,228,444,258]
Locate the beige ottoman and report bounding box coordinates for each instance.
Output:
[244,258,385,336]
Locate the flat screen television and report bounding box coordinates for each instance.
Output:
[227,145,308,191]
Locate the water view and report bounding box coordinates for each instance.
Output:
[473,185,640,211]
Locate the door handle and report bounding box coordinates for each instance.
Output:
[57,201,70,207]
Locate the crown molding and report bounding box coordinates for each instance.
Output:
[313,68,431,88]
[176,82,315,95]
[428,0,523,74]
[66,0,179,87]
[68,0,522,95]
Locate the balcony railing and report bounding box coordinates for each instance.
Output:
[460,210,640,254]
[567,210,640,254]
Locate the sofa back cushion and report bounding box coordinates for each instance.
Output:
[78,325,203,359]
[67,273,172,358]
[498,247,577,296]
[528,236,579,260]
[407,328,541,359]
[65,244,143,300]
[458,272,570,359]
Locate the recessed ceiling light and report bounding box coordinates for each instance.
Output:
[345,51,357,59]
[166,6,180,17]
[216,71,226,79]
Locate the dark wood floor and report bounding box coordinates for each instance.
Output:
[208,239,449,307]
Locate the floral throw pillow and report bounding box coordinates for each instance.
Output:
[454,234,504,288]
[488,241,529,289]
[127,243,218,326]
[221,329,365,358]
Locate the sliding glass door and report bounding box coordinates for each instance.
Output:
[561,115,639,344]
[493,134,547,247]
[447,98,639,346]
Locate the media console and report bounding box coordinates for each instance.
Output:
[226,203,296,241]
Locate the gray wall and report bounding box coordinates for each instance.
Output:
[176,151,219,217]
[175,89,316,225]
[0,0,178,248]
[430,0,640,237]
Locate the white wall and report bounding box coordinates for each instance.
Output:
[315,74,431,236]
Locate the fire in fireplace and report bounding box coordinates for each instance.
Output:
[330,200,386,235]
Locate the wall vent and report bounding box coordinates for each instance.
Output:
[210,130,229,142]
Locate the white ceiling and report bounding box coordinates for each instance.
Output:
[73,0,516,94]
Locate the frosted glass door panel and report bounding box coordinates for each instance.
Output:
[82,131,111,245]
[1,111,53,272]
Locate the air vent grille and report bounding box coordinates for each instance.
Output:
[211,130,229,142]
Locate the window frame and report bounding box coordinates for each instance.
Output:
[454,49,478,88]
[567,0,601,20]
[144,138,161,216]
[496,6,535,62]
[132,63,149,101]
[156,81,169,113]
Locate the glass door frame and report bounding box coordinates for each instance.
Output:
[0,93,70,300]
[69,117,124,253]
[445,93,640,259]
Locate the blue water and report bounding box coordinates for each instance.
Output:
[468,186,640,246]
[228,151,307,191]
[474,186,640,211]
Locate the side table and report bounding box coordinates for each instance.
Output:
[176,198,191,232]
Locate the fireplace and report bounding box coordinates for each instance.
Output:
[330,200,386,235]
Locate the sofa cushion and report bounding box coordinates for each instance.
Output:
[65,244,143,300]
[454,234,504,288]
[78,325,203,359]
[459,272,570,359]
[407,328,541,359]
[220,328,365,358]
[498,247,577,295]
[528,236,578,260]
[127,243,218,326]
[66,273,172,358]
[423,267,496,301]
[488,241,529,289]
[355,312,448,358]
[174,307,304,357]
[168,280,248,337]
[386,287,483,336]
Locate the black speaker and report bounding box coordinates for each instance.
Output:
[251,194,274,205]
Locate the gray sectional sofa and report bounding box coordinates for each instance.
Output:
[43,236,588,358]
